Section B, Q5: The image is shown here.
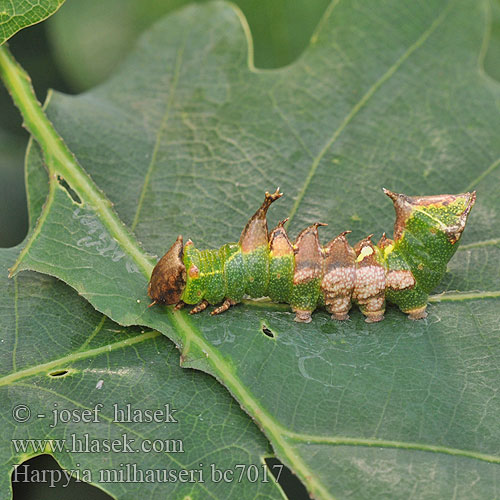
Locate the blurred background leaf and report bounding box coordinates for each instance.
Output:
[0,0,64,45]
[484,0,500,80]
[45,0,331,91]
[0,129,27,247]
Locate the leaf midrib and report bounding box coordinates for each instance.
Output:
[168,309,336,500]
[170,311,500,467]
[3,326,499,467]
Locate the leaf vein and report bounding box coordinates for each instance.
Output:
[131,38,186,231]
[283,433,500,464]
[286,0,454,225]
[0,330,159,386]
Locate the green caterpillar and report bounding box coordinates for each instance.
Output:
[148,188,476,323]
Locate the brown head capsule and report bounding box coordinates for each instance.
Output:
[148,235,187,306]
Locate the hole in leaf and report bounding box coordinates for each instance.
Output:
[264,457,309,499]
[261,325,275,339]
[12,454,112,499]
[57,175,82,204]
[48,369,69,377]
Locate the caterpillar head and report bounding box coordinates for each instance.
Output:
[148,235,187,306]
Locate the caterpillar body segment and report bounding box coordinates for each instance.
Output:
[290,223,327,323]
[268,218,294,304]
[352,236,386,323]
[148,188,476,323]
[321,231,356,321]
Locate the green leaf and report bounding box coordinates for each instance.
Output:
[45,0,330,90]
[484,0,500,81]
[0,243,284,499]
[0,0,64,46]
[0,129,27,247]
[4,0,500,498]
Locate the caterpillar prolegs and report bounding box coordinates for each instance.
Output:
[148,188,476,323]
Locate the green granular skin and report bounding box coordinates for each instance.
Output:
[418,198,468,226]
[290,278,322,312]
[385,200,464,312]
[242,245,270,298]
[268,254,294,303]
[181,241,297,307]
[182,242,279,305]
[220,244,246,302]
[387,287,429,313]
[199,249,225,304]
[316,293,325,307]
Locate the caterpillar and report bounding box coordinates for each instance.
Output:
[148,188,476,323]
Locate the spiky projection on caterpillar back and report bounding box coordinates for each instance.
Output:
[148,188,476,323]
